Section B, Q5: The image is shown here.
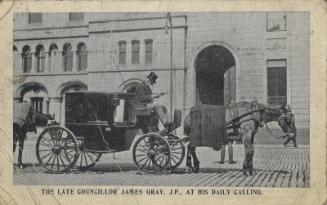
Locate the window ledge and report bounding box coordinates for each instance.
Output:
[14,71,88,77]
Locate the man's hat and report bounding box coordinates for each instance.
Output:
[147,72,158,84]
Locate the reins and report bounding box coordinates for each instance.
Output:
[263,121,286,139]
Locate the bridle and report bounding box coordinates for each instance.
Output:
[263,107,296,139]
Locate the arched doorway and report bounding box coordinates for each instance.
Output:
[195,45,236,106]
[16,82,49,114]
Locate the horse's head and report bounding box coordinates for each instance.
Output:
[47,113,59,126]
[277,105,297,138]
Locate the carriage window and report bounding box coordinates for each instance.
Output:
[118,41,127,65]
[145,39,153,64]
[114,99,125,123]
[267,59,287,105]
[131,40,140,64]
[31,97,43,113]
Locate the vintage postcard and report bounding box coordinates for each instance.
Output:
[0,0,326,205]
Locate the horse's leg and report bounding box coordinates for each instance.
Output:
[292,135,298,148]
[186,144,194,172]
[240,123,255,176]
[17,132,26,169]
[13,132,18,156]
[190,147,199,173]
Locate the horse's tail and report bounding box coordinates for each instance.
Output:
[184,114,191,136]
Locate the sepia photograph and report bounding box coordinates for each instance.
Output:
[12,11,310,187]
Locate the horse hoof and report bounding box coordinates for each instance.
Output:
[243,171,248,176]
[18,164,24,169]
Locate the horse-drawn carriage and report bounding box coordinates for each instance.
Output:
[35,91,186,174]
[34,91,296,175]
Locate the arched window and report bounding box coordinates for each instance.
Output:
[22,46,32,73]
[49,44,58,57]
[77,43,87,71]
[62,43,73,72]
[35,45,45,72]
[49,44,58,72]
[13,46,19,72]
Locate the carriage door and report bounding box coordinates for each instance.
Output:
[195,45,236,106]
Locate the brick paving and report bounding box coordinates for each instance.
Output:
[14,138,309,187]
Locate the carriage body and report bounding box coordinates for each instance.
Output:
[64,91,138,152]
[36,91,185,174]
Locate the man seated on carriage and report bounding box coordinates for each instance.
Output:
[134,72,175,134]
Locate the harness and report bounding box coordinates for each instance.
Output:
[225,101,266,142]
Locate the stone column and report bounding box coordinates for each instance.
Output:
[48,97,62,123]
[13,52,21,74]
[73,50,77,72]
[31,52,36,73]
[54,50,62,73]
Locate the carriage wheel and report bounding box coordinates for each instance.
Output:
[164,134,186,170]
[75,138,102,171]
[132,133,171,174]
[36,126,79,173]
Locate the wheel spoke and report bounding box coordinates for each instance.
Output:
[62,151,72,164]
[79,153,83,167]
[57,154,60,172]
[40,151,54,161]
[58,153,67,168]
[38,149,52,152]
[84,152,89,166]
[85,152,95,162]
[141,157,151,169]
[136,155,149,164]
[170,155,178,165]
[135,148,148,153]
[40,142,53,148]
[44,152,55,165]
[50,154,57,169]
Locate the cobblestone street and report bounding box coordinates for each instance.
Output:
[14,137,309,187]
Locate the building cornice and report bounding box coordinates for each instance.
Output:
[14,24,89,32]
[89,15,187,24]
[89,25,187,34]
[14,35,89,41]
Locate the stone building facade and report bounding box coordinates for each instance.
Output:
[13,12,309,129]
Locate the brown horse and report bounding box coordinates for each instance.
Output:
[13,103,56,168]
[184,102,297,176]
